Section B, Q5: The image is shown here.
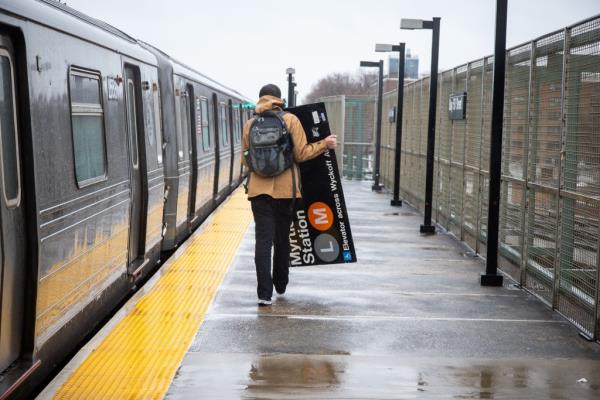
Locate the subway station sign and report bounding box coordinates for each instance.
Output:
[449,92,467,120]
[286,103,357,266]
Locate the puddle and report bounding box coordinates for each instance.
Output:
[247,355,342,389]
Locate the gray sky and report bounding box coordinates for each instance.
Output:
[65,0,599,103]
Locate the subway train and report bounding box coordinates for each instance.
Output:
[0,1,252,397]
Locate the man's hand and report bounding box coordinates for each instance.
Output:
[325,134,337,149]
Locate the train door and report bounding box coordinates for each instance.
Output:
[212,93,220,196]
[228,100,235,185]
[184,85,197,223]
[0,37,25,371]
[124,65,147,269]
[239,106,245,177]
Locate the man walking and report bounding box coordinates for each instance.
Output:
[242,84,336,306]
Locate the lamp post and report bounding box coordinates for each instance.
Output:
[286,67,296,107]
[376,43,406,206]
[481,0,508,287]
[401,17,440,234]
[360,60,384,192]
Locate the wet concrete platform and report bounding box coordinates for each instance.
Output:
[166,180,600,399]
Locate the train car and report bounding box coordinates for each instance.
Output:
[142,45,250,248]
[0,1,249,398]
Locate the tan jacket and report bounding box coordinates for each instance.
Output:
[242,95,328,199]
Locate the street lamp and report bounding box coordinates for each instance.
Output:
[376,43,406,207]
[481,0,508,287]
[400,17,441,235]
[359,60,384,192]
[286,67,296,107]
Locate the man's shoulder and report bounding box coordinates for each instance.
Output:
[282,112,300,126]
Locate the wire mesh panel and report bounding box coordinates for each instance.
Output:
[563,19,600,199]
[463,60,484,249]
[479,56,494,253]
[437,71,454,227]
[400,83,414,201]
[503,44,531,181]
[518,32,566,303]
[498,180,526,280]
[433,73,445,221]
[525,189,559,304]
[449,66,467,238]
[380,90,397,189]
[529,32,564,189]
[559,17,600,337]
[558,196,599,336]
[406,81,421,205]
[499,44,531,278]
[416,78,430,210]
[344,96,375,179]
[465,61,485,170]
[322,96,346,175]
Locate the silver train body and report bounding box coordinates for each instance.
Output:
[0,1,250,397]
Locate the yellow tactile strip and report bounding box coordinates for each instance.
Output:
[53,190,252,400]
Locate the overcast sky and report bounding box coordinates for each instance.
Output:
[65,0,599,103]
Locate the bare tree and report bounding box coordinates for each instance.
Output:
[303,71,378,103]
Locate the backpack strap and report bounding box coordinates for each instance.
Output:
[243,171,251,194]
[290,164,297,214]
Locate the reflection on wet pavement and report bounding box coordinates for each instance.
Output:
[167,353,600,399]
[247,355,341,391]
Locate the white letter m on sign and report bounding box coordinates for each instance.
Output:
[313,208,328,225]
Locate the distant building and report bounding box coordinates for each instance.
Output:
[388,49,419,80]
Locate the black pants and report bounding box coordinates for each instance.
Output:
[250,195,293,300]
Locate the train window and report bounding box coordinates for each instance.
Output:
[200,97,210,151]
[0,51,21,207]
[181,94,190,159]
[233,108,241,144]
[69,68,107,187]
[153,87,162,164]
[175,90,189,161]
[175,91,183,159]
[219,102,229,146]
[126,80,138,169]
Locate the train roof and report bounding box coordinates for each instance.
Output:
[0,0,157,65]
[140,41,252,103]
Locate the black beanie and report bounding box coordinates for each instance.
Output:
[259,84,281,99]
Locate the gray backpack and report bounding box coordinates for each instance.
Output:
[246,110,293,177]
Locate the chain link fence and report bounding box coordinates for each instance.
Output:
[378,16,600,339]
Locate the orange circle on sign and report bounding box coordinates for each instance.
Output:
[308,202,334,231]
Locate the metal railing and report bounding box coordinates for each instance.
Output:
[379,15,600,339]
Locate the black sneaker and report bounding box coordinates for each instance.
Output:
[275,285,286,295]
[258,299,272,306]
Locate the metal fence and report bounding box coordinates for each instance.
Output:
[320,95,375,179]
[379,16,600,339]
